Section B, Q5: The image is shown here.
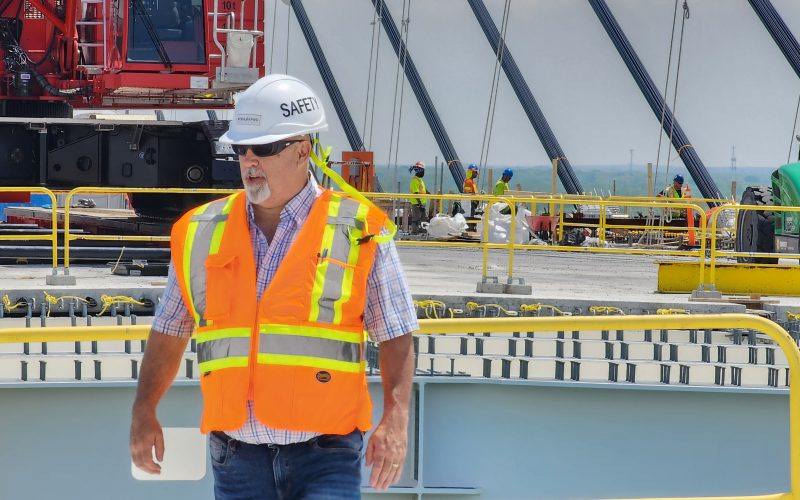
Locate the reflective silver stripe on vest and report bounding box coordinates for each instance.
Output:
[197,337,251,364]
[326,216,365,230]
[259,334,360,363]
[192,213,230,223]
[188,197,231,325]
[315,198,362,324]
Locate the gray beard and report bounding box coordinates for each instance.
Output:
[245,181,271,204]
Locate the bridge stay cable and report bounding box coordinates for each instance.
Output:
[467,0,583,194]
[587,0,722,204]
[370,0,466,191]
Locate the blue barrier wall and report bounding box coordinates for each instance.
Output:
[0,379,790,499]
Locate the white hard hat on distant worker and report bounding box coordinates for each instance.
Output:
[219,74,328,145]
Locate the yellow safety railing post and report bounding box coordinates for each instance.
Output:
[482,193,490,282]
[0,187,59,273]
[508,200,516,284]
[62,187,241,274]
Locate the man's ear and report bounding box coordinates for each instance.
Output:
[297,140,311,166]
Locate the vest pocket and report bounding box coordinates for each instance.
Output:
[204,255,237,321]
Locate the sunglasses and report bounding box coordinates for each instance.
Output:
[231,140,305,157]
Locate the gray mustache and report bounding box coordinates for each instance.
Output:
[246,167,266,178]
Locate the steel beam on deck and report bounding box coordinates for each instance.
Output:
[587,0,723,203]
[467,0,583,195]
[370,0,466,191]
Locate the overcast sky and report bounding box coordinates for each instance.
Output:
[255,0,800,170]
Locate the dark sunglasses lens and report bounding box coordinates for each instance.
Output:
[250,143,283,156]
[233,141,298,157]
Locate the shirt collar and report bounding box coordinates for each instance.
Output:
[246,174,320,226]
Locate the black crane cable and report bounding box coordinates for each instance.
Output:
[748,0,800,81]
[587,0,723,204]
[468,0,583,195]
[291,0,365,151]
[369,0,465,191]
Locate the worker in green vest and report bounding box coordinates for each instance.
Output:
[658,174,688,218]
[408,161,428,233]
[494,168,513,196]
[493,168,514,215]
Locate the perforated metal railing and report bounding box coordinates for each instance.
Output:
[0,314,798,499]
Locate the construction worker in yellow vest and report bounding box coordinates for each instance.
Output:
[658,174,688,218]
[408,161,428,233]
[493,168,513,196]
[130,74,418,496]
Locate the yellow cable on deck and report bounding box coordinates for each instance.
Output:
[98,294,146,316]
[466,302,519,317]
[520,303,571,316]
[657,308,689,315]
[589,306,626,316]
[1,294,25,313]
[787,311,800,321]
[42,291,92,316]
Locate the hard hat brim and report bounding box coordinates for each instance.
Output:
[218,124,329,145]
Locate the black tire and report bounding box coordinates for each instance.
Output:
[735,186,777,264]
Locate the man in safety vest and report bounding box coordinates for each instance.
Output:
[494,168,513,215]
[130,74,418,497]
[408,161,427,233]
[658,174,689,218]
[463,164,480,217]
[493,168,513,196]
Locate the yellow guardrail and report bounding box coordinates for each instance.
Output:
[61,187,239,272]
[0,314,797,499]
[0,187,59,272]
[705,203,800,290]
[364,191,708,286]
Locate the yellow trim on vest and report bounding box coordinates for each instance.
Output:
[209,195,238,255]
[256,353,362,373]
[260,324,362,343]
[309,142,396,243]
[183,201,214,324]
[309,195,342,323]
[196,327,252,343]
[333,203,370,324]
[198,356,249,373]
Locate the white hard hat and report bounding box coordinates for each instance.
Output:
[219,74,328,144]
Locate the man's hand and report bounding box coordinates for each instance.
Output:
[365,411,408,490]
[366,333,414,490]
[130,407,165,474]
[129,329,189,474]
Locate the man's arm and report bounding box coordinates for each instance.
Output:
[130,329,190,474]
[365,333,414,490]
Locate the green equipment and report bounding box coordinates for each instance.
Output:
[736,162,800,264]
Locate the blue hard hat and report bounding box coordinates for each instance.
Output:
[502,168,514,178]
[468,163,479,171]
[674,174,684,184]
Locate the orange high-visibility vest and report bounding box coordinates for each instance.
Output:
[171,189,387,434]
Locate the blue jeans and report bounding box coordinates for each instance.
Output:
[209,430,363,500]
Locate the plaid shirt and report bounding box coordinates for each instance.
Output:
[152,176,418,444]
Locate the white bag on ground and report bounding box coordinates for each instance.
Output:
[426,213,468,238]
[475,203,531,244]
